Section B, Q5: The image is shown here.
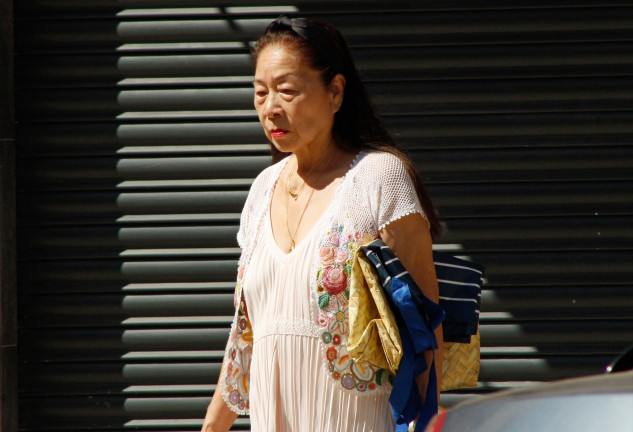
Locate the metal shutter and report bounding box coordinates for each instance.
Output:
[14,1,633,430]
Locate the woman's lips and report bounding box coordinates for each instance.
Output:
[270,129,289,138]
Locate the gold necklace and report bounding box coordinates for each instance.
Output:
[286,185,316,252]
[284,156,332,252]
[286,158,306,200]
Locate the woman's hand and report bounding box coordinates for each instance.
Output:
[200,374,238,432]
[379,212,444,402]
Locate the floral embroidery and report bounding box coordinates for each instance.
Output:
[326,347,338,362]
[323,266,347,295]
[222,253,253,414]
[341,373,355,389]
[331,353,352,373]
[319,246,336,266]
[334,248,349,264]
[318,314,331,328]
[323,297,348,335]
[316,221,391,394]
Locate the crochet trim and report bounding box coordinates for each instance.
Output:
[377,208,428,232]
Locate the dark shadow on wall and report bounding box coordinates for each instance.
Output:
[13,3,273,431]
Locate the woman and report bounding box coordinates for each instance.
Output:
[202,16,443,432]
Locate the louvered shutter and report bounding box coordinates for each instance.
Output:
[14,1,633,431]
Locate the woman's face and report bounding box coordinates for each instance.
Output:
[253,43,344,155]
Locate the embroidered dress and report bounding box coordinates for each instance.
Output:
[219,151,427,431]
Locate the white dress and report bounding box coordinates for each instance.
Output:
[242,208,396,432]
[220,151,426,431]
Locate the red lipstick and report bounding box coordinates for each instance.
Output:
[270,129,289,138]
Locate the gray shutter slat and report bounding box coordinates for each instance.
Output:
[18,156,269,187]
[14,0,630,15]
[472,252,633,285]
[18,88,255,119]
[16,42,633,87]
[434,182,633,218]
[17,54,254,87]
[19,226,239,258]
[19,260,239,292]
[20,329,230,363]
[17,122,268,156]
[19,396,219,429]
[440,217,633,250]
[388,112,633,144]
[18,191,248,223]
[19,363,221,393]
[16,8,633,51]
[21,293,235,327]
[478,357,613,382]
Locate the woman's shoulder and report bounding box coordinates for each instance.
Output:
[249,156,287,193]
[353,149,410,181]
[242,157,286,218]
[238,157,287,245]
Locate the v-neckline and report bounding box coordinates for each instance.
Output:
[267,151,364,257]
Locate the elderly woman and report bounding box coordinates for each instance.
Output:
[202,16,443,432]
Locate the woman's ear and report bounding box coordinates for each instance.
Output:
[330,73,346,113]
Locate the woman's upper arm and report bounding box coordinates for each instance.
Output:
[379,212,438,301]
[379,212,444,398]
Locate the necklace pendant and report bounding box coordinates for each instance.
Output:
[288,190,299,200]
[288,239,295,253]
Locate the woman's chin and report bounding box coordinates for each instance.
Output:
[270,139,298,154]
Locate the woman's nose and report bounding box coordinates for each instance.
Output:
[264,93,282,118]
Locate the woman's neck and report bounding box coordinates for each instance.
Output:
[292,137,348,178]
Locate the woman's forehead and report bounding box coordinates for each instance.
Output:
[257,44,302,67]
[255,45,316,80]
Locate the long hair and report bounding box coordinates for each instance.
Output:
[252,17,442,238]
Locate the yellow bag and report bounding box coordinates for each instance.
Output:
[347,251,402,375]
[441,329,480,391]
[348,246,480,390]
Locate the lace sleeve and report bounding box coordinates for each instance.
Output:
[236,192,252,248]
[236,160,283,247]
[369,152,427,231]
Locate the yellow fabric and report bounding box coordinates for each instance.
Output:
[348,251,403,375]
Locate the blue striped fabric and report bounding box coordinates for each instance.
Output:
[433,251,484,343]
[360,240,484,343]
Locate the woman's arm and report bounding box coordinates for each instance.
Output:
[379,212,444,402]
[200,366,238,432]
